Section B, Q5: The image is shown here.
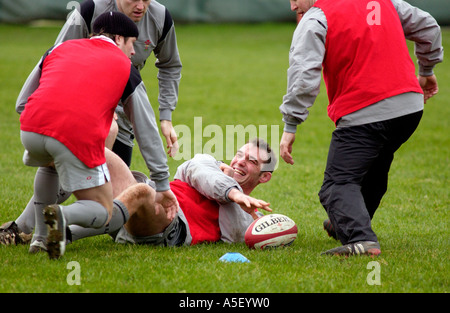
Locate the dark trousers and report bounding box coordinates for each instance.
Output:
[318,111,423,245]
[112,140,133,167]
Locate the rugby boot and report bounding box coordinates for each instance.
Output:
[43,205,66,260]
[0,221,32,245]
[29,240,47,254]
[322,241,381,257]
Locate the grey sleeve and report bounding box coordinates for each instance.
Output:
[153,16,182,121]
[16,44,61,114]
[17,8,89,114]
[16,59,42,114]
[54,8,89,44]
[279,7,327,133]
[122,69,171,191]
[174,154,243,203]
[391,0,443,76]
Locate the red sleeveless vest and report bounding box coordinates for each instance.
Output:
[20,38,131,168]
[313,0,422,123]
[170,180,221,245]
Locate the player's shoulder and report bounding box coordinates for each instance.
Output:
[91,0,116,14]
[149,0,167,14]
[79,0,115,31]
[92,0,115,9]
[191,153,219,164]
[145,0,173,32]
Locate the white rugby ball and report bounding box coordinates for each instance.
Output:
[245,214,298,249]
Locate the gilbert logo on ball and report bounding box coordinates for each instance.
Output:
[245,214,298,249]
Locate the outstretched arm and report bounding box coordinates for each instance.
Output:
[227,188,272,220]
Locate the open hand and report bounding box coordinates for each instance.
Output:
[161,120,179,157]
[280,131,296,165]
[419,74,439,103]
[227,188,272,220]
[155,189,179,221]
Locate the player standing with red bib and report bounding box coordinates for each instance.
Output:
[279,0,443,256]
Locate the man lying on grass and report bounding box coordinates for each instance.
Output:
[1,138,275,248]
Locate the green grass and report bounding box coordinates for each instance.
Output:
[0,23,448,294]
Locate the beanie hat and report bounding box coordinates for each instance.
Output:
[93,11,139,38]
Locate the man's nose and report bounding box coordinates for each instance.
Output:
[136,1,144,10]
[290,2,298,12]
[236,155,247,166]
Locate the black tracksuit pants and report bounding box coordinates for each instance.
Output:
[318,111,423,245]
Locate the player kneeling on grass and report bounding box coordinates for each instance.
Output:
[14,12,177,259]
[2,139,275,248]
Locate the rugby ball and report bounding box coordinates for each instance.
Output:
[245,214,298,249]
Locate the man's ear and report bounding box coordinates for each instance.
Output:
[259,171,272,184]
[114,34,124,45]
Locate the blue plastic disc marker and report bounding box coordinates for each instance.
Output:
[219,252,250,263]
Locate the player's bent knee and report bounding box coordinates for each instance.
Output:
[116,183,155,213]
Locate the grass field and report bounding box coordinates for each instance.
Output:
[0,22,448,296]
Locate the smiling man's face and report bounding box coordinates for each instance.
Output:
[229,143,272,194]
